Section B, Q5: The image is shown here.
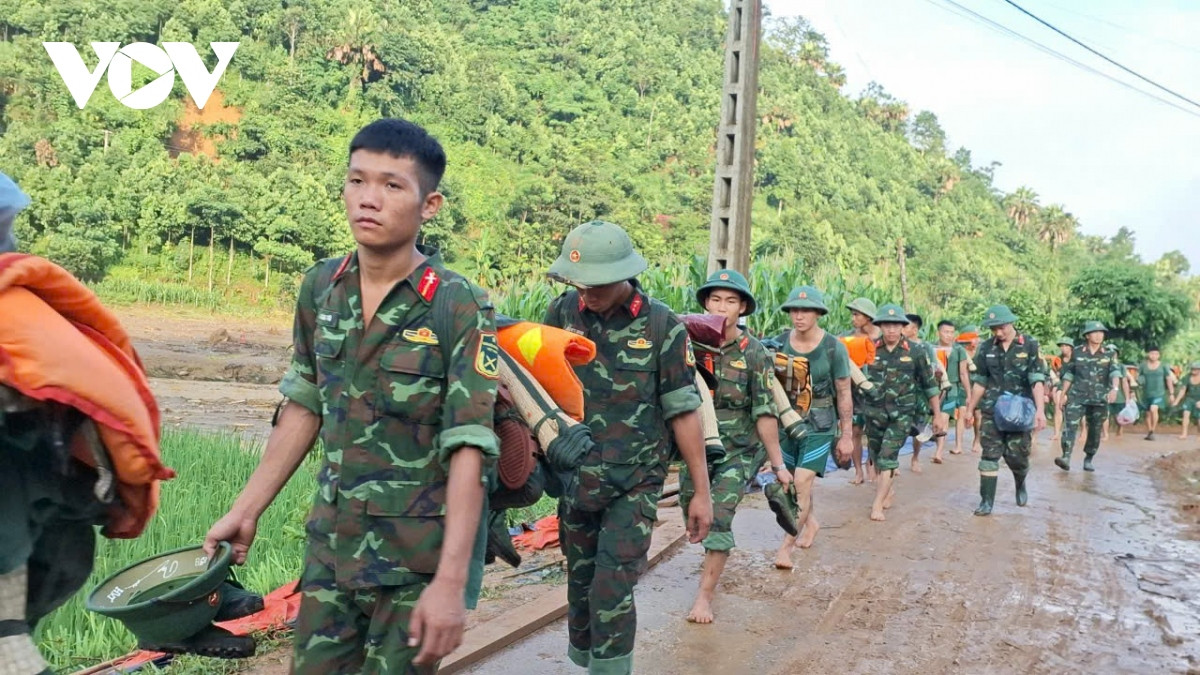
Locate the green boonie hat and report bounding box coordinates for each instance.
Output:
[779,285,829,315]
[981,304,1018,328]
[1081,320,1108,336]
[1056,337,1074,347]
[1190,361,1200,370]
[696,268,757,315]
[87,543,234,645]
[547,220,648,288]
[847,297,877,320]
[873,303,909,325]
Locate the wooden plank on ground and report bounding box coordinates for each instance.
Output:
[439,507,688,674]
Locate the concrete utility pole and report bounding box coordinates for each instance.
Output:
[707,0,762,276]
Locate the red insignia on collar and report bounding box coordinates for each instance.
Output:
[332,254,352,281]
[739,335,749,351]
[578,295,586,312]
[629,293,644,317]
[417,267,440,303]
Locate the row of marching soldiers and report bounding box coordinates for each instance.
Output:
[0,119,1136,675]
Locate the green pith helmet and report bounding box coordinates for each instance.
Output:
[1081,320,1108,337]
[1056,337,1074,347]
[981,304,1018,328]
[546,220,647,288]
[696,268,757,315]
[779,285,829,315]
[873,303,910,325]
[1190,361,1200,370]
[847,297,878,320]
[87,543,234,645]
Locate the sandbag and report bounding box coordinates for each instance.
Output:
[497,321,596,422]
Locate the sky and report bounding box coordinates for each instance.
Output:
[766,0,1200,271]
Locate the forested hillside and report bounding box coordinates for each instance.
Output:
[0,0,1194,353]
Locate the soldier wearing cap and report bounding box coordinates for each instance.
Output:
[680,269,787,623]
[845,297,880,485]
[1171,362,1200,440]
[862,304,943,521]
[768,286,854,567]
[1050,337,1074,441]
[544,220,712,674]
[901,313,948,472]
[957,325,984,453]
[935,319,971,457]
[1057,321,1124,471]
[965,305,1047,515]
[1101,344,1133,441]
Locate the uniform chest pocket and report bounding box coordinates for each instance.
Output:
[612,358,658,405]
[717,370,749,407]
[378,343,445,424]
[312,318,347,393]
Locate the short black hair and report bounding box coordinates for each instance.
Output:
[937,320,955,329]
[349,118,446,195]
[905,313,923,328]
[1147,346,1160,352]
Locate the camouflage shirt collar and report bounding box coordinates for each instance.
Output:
[336,244,445,304]
[578,279,650,319]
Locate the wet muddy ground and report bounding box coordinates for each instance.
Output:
[117,308,1200,674]
[465,433,1200,675]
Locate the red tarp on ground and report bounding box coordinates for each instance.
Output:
[512,515,560,551]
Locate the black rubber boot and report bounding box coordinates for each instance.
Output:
[1014,473,1028,507]
[974,475,997,516]
[1054,450,1071,471]
[765,481,800,536]
[139,624,256,659]
[486,513,522,568]
[213,579,264,622]
[1083,455,1095,472]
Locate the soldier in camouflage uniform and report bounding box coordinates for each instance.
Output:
[205,119,500,674]
[1056,321,1122,472]
[544,220,712,675]
[862,305,942,521]
[679,269,788,623]
[964,305,1047,516]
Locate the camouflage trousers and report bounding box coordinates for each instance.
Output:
[559,470,662,674]
[978,408,1031,475]
[679,447,762,552]
[864,410,912,472]
[291,555,435,675]
[1061,402,1105,458]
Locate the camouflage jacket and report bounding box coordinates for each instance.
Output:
[1062,346,1122,405]
[970,333,1047,410]
[543,284,701,472]
[278,246,499,589]
[695,331,774,456]
[864,338,940,417]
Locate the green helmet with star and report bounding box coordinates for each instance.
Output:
[779,285,829,315]
[547,220,648,288]
[873,303,910,325]
[981,304,1018,328]
[696,268,757,315]
[1081,320,1108,337]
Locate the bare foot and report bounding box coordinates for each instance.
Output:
[686,594,714,624]
[1179,434,1189,440]
[870,507,886,521]
[798,516,820,549]
[972,446,981,454]
[774,543,794,570]
[911,461,923,474]
[1101,434,1109,441]
[1049,434,1059,441]
[850,473,864,485]
[950,448,963,455]
[931,454,944,464]
[882,486,895,510]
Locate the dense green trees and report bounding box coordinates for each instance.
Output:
[0,1,1193,352]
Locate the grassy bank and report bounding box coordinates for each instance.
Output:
[35,428,319,672]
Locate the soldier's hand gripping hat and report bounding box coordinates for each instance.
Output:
[547,220,648,288]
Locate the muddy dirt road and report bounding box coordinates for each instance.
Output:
[465,434,1200,675]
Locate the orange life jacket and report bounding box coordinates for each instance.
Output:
[839,335,877,368]
[497,321,596,421]
[0,253,173,538]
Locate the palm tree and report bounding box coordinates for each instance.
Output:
[326,9,387,94]
[1037,204,1076,251]
[1003,186,1040,231]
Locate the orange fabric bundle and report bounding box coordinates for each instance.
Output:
[1050,355,1063,372]
[497,321,596,421]
[839,335,877,368]
[957,331,979,344]
[935,345,951,370]
[0,253,172,538]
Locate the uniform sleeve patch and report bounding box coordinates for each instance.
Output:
[475,332,500,379]
[684,335,696,366]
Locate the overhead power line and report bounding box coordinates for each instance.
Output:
[918,0,1200,120]
[1030,0,1200,58]
[999,0,1200,112]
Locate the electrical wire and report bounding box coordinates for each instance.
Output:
[918,0,1200,120]
[999,0,1200,111]
[1029,0,1200,57]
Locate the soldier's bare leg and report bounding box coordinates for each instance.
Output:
[869,421,901,520]
[1147,404,1160,439]
[952,404,966,454]
[910,436,923,473]
[687,551,727,624]
[850,423,866,484]
[1052,391,1063,440]
[872,470,894,521]
[1180,410,1191,440]
[794,468,819,548]
[971,410,983,453]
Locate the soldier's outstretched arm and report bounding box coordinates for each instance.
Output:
[204,400,320,564]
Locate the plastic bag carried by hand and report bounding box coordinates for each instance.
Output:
[994,392,1036,432]
[1116,398,1140,426]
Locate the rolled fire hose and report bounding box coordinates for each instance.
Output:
[695,370,723,451]
[497,351,591,473]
